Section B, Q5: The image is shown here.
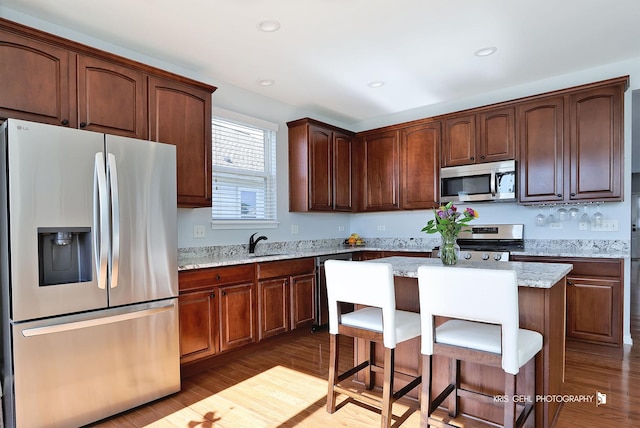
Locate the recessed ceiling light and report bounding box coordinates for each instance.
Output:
[474,47,497,57]
[258,20,281,32]
[257,79,275,87]
[368,81,385,88]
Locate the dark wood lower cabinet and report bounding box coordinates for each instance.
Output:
[257,258,316,340]
[511,255,623,354]
[178,265,256,364]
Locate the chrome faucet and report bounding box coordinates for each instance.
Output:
[249,232,268,253]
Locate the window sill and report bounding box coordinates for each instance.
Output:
[211,220,280,230]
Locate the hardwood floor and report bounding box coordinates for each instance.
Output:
[89,319,640,428]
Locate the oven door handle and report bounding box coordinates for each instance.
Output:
[490,170,497,196]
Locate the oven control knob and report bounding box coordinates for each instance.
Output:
[494,253,503,261]
[482,253,490,260]
[464,252,472,260]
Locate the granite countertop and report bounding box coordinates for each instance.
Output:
[367,256,573,288]
[178,239,628,271]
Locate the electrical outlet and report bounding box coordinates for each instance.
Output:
[578,221,589,231]
[193,225,205,238]
[291,224,299,234]
[591,219,618,232]
[377,225,386,231]
[338,226,345,232]
[549,222,563,229]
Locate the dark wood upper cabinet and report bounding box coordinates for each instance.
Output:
[0,30,72,126]
[0,19,216,208]
[77,55,146,138]
[400,122,440,210]
[442,107,514,167]
[288,118,353,212]
[569,84,624,202]
[517,97,565,204]
[356,130,400,211]
[518,77,625,205]
[148,76,213,208]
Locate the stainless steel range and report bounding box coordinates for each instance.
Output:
[434,224,523,262]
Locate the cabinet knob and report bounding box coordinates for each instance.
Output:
[570,193,576,197]
[79,122,87,128]
[216,275,221,280]
[61,119,69,126]
[567,281,573,286]
[210,292,215,298]
[480,155,485,160]
[222,291,227,296]
[470,156,475,161]
[557,194,562,198]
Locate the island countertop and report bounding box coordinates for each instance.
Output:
[366,256,573,288]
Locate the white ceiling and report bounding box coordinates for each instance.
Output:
[3,0,640,125]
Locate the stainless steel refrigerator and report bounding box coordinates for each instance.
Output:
[0,119,180,427]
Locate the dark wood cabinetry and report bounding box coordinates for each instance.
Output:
[511,255,623,354]
[287,118,354,212]
[148,77,213,207]
[178,265,256,364]
[355,130,400,211]
[400,122,440,209]
[442,107,514,167]
[0,29,72,126]
[77,55,146,138]
[257,258,315,340]
[518,78,625,204]
[0,18,216,208]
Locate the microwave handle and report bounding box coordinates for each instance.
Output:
[490,171,497,196]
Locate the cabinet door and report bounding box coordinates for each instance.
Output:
[148,76,212,207]
[0,30,72,126]
[290,273,315,330]
[443,114,476,166]
[178,289,218,363]
[77,55,146,138]
[219,283,256,351]
[258,278,289,339]
[479,107,514,162]
[517,97,565,204]
[567,276,621,345]
[333,131,353,211]
[360,130,400,211]
[569,85,623,201]
[400,122,440,209]
[308,125,333,211]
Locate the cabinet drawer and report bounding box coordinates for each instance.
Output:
[179,264,255,291]
[257,258,315,280]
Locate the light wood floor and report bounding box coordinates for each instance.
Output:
[90,316,640,428]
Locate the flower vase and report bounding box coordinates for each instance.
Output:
[440,235,460,265]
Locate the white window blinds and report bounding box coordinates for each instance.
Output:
[211,112,277,224]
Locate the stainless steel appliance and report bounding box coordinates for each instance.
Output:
[434,224,523,262]
[440,159,516,203]
[314,253,353,330]
[0,119,180,427]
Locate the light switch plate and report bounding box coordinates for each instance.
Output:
[193,225,206,238]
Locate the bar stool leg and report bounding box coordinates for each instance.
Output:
[448,359,460,417]
[504,373,516,428]
[381,347,395,428]
[326,334,339,413]
[420,355,432,428]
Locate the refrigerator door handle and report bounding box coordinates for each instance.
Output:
[93,153,109,290]
[21,304,174,337]
[107,153,120,289]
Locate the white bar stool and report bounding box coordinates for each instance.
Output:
[325,260,422,428]
[417,265,543,428]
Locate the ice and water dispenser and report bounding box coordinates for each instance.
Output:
[37,227,92,286]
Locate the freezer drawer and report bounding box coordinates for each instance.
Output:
[9,299,180,428]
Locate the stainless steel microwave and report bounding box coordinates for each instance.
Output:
[440,159,516,203]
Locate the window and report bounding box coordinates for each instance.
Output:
[211,108,278,227]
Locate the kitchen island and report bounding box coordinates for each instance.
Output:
[362,256,572,428]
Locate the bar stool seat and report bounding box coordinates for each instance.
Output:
[325,260,422,428]
[417,265,543,428]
